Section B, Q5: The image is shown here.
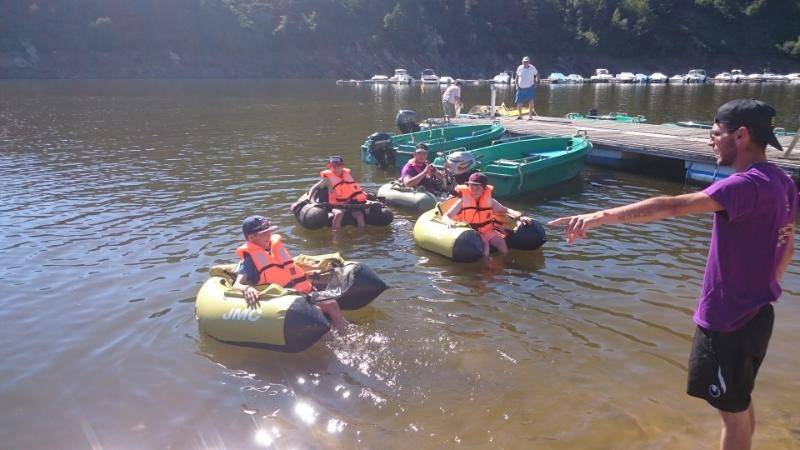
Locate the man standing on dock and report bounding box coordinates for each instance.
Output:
[514,56,538,120]
[441,81,462,123]
[548,99,796,450]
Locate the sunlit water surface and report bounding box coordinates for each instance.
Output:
[1,80,798,449]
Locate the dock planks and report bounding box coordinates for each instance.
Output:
[452,115,800,177]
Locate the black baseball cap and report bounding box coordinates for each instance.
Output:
[242,215,278,237]
[328,155,344,164]
[714,99,782,151]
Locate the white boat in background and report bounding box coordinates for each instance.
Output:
[547,72,567,84]
[492,70,513,84]
[420,69,439,83]
[370,74,390,83]
[438,76,455,84]
[566,74,585,83]
[786,73,800,83]
[746,73,763,82]
[590,68,614,83]
[713,72,733,82]
[634,73,649,83]
[686,69,707,83]
[649,72,668,83]
[730,69,745,82]
[669,74,687,83]
[762,71,786,82]
[615,72,636,83]
[389,68,413,84]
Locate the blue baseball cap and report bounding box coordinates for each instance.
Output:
[242,215,278,237]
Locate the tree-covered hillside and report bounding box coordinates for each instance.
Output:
[2,0,799,78]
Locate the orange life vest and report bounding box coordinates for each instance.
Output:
[455,184,495,233]
[235,235,313,293]
[320,168,367,205]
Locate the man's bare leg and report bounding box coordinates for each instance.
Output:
[719,403,754,450]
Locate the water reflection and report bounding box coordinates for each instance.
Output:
[0,80,798,449]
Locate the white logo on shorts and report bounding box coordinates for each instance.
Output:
[708,366,727,398]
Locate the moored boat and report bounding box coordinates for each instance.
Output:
[361,123,506,166]
[432,134,592,197]
[565,111,646,123]
[413,206,547,262]
[649,72,668,83]
[196,255,387,352]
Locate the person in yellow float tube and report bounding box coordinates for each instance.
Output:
[443,172,533,257]
[307,155,368,231]
[232,215,348,334]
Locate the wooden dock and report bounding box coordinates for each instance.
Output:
[452,115,800,179]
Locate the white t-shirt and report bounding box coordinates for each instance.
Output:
[442,85,461,104]
[516,64,538,88]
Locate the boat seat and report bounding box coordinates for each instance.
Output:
[489,154,546,165]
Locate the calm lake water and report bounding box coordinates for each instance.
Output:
[1,80,799,449]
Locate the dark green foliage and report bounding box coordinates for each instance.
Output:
[1,0,798,77]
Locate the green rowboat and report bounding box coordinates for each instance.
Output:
[432,134,592,197]
[361,123,506,166]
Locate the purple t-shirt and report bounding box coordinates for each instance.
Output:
[400,159,427,181]
[695,162,797,332]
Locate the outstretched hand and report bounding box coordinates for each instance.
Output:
[547,212,604,244]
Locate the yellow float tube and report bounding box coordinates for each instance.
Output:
[413,201,547,263]
[196,254,386,352]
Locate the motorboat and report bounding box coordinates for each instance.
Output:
[649,72,668,83]
[590,68,614,83]
[762,71,786,82]
[566,74,585,83]
[686,69,707,83]
[492,70,513,84]
[745,73,763,82]
[634,73,649,83]
[786,73,800,83]
[438,76,455,84]
[420,69,439,84]
[370,74,390,83]
[389,68,413,84]
[669,74,687,83]
[713,72,733,82]
[615,72,636,83]
[546,72,567,84]
[730,69,745,82]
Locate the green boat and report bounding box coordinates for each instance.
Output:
[361,123,506,166]
[565,112,646,123]
[432,133,592,197]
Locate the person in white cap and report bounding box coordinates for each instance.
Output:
[515,56,539,120]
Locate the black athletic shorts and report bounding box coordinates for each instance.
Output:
[686,304,774,413]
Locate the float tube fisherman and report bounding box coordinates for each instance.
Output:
[401,143,445,194]
[307,155,368,232]
[232,215,348,334]
[443,172,532,257]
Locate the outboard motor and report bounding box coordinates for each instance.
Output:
[366,132,396,169]
[587,108,598,117]
[445,151,477,186]
[395,110,421,134]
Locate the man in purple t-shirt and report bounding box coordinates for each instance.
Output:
[401,143,443,192]
[549,99,796,450]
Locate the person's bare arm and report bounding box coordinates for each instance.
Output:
[491,199,531,224]
[444,199,464,225]
[777,225,795,281]
[548,192,723,244]
[232,273,260,305]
